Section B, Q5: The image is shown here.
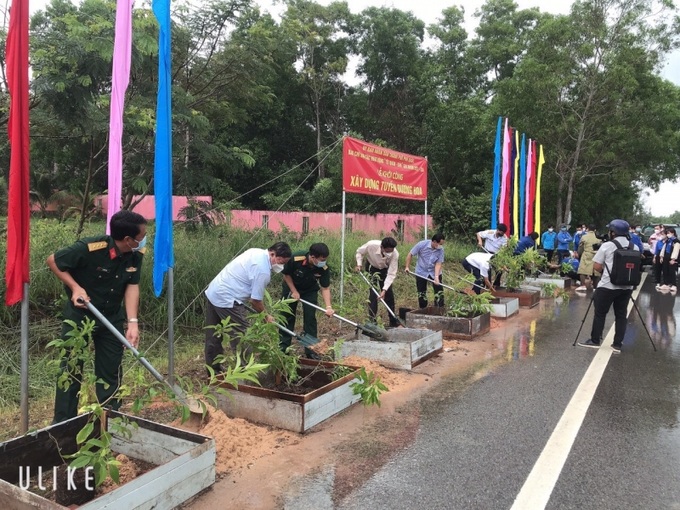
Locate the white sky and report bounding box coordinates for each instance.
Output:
[25,0,680,215]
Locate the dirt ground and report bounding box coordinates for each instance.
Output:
[178,308,544,510]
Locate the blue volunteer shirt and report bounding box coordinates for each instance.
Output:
[410,240,445,277]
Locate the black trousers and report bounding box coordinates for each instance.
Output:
[661,259,678,286]
[557,249,570,264]
[280,288,319,350]
[415,274,444,308]
[204,297,249,372]
[53,317,124,424]
[589,287,632,347]
[366,264,399,327]
[545,249,555,263]
[462,260,484,295]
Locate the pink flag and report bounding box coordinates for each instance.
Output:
[499,118,511,226]
[524,139,533,235]
[106,0,133,231]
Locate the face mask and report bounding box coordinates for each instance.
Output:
[548,228,554,232]
[561,227,567,231]
[315,260,327,268]
[271,263,284,273]
[130,235,147,252]
[635,228,641,233]
[654,229,660,234]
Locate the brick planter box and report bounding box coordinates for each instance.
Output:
[341,327,443,370]
[490,297,520,318]
[524,276,572,289]
[492,288,541,308]
[405,306,491,340]
[0,411,215,509]
[216,359,362,433]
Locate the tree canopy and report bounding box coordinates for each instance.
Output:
[1,0,679,231]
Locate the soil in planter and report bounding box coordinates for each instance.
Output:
[254,366,344,395]
[98,454,158,495]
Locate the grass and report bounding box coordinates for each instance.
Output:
[0,218,479,440]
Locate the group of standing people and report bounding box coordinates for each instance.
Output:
[649,225,679,292]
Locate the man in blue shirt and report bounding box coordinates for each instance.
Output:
[513,232,539,255]
[556,224,573,264]
[204,242,292,373]
[405,233,446,308]
[541,226,557,263]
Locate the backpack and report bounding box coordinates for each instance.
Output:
[605,239,641,286]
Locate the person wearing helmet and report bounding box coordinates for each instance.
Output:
[578,219,639,354]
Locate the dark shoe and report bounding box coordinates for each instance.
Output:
[303,348,322,360]
[578,339,600,349]
[611,344,622,354]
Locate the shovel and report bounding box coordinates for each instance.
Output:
[357,271,406,327]
[408,272,467,295]
[77,298,202,415]
[297,298,388,342]
[241,302,321,349]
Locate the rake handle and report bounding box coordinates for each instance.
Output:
[358,271,400,322]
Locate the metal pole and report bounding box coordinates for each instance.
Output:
[167,268,175,385]
[20,283,29,434]
[340,191,346,307]
[424,200,428,240]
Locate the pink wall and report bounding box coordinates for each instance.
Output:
[33,196,431,242]
[97,195,213,221]
[228,210,431,243]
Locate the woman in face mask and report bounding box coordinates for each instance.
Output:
[279,243,335,358]
[653,230,668,288]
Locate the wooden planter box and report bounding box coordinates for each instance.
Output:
[340,327,443,370]
[216,359,362,433]
[493,288,541,308]
[0,411,215,509]
[524,276,572,289]
[490,297,520,319]
[405,306,491,340]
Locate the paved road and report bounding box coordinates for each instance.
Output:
[284,275,680,509]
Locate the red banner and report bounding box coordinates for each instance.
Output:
[5,0,30,305]
[342,137,427,201]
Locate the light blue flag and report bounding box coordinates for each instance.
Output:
[491,116,502,229]
[519,134,527,238]
[152,0,173,297]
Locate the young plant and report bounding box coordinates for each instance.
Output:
[350,367,389,407]
[446,291,494,318]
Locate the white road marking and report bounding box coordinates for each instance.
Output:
[510,277,645,510]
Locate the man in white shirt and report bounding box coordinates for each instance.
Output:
[462,252,494,294]
[355,237,400,327]
[204,242,292,373]
[476,223,508,254]
[578,220,639,354]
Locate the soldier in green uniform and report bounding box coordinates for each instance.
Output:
[47,210,147,423]
[280,243,335,358]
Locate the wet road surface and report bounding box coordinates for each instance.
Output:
[283,274,680,509]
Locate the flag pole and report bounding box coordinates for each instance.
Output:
[167,268,175,385]
[340,191,346,306]
[20,283,29,433]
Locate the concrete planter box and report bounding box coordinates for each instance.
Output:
[340,327,443,370]
[405,306,491,340]
[493,288,541,308]
[490,297,520,319]
[217,359,362,433]
[0,411,215,509]
[524,276,572,289]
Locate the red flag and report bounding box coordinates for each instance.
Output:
[5,0,30,305]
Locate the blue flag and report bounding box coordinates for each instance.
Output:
[491,116,502,229]
[152,0,173,297]
[519,134,527,238]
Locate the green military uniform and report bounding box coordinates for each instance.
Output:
[279,251,331,350]
[53,235,144,423]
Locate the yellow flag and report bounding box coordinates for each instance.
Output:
[535,145,545,243]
